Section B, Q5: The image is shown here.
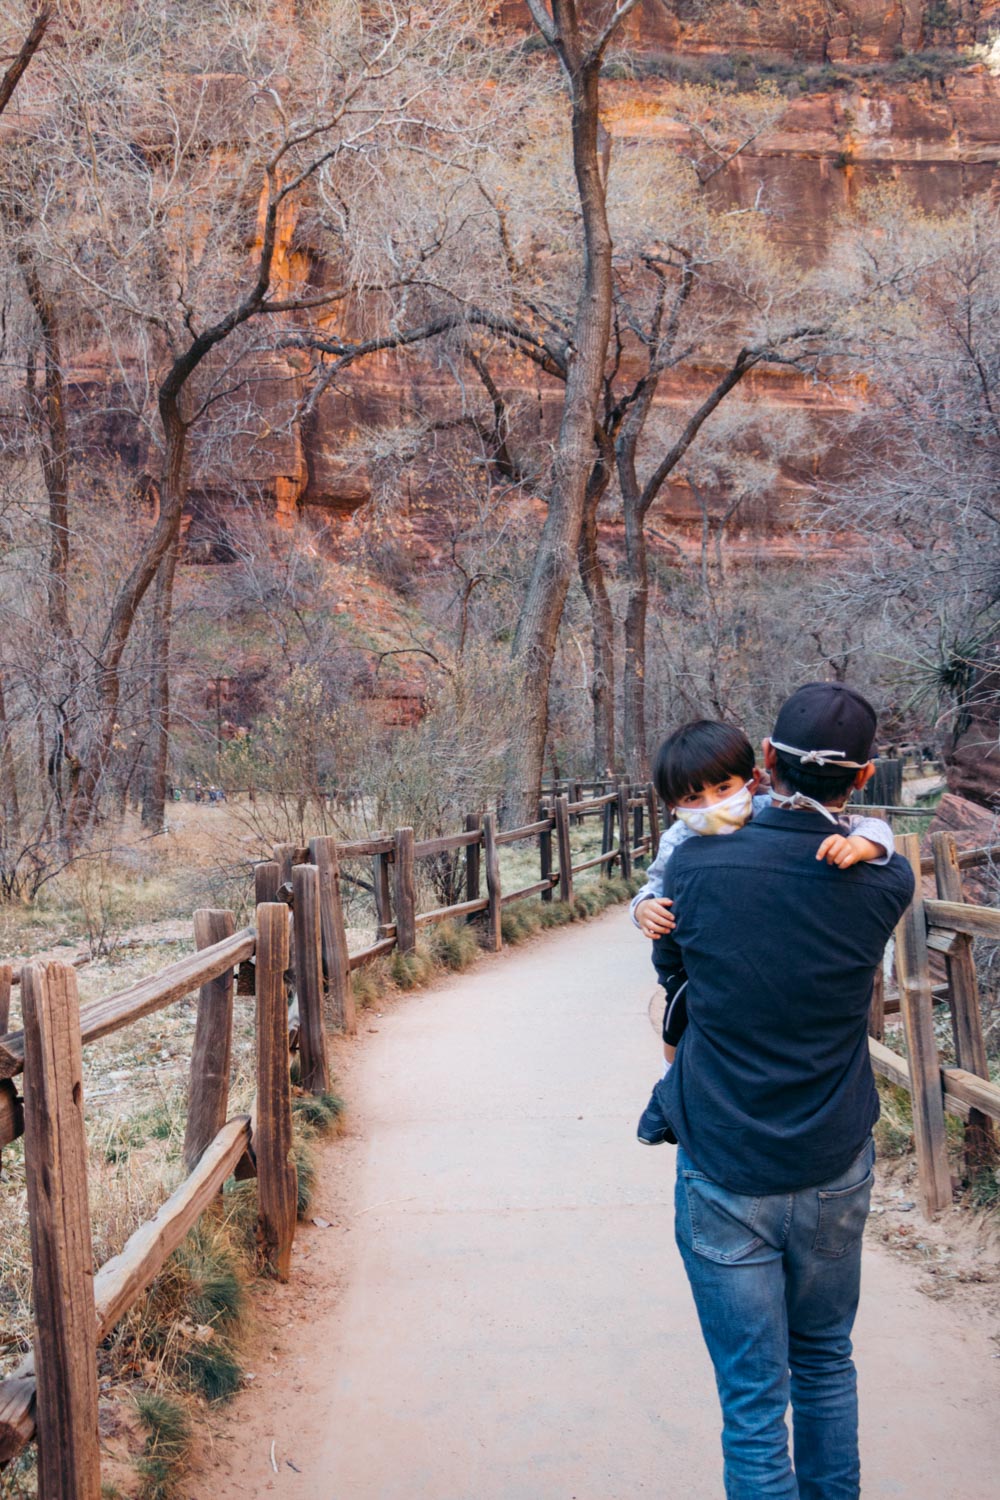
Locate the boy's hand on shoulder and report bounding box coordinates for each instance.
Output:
[816,833,881,869]
[636,896,676,937]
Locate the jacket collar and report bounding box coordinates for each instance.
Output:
[753,803,847,835]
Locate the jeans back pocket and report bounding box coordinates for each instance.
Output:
[813,1168,875,1258]
[682,1170,766,1264]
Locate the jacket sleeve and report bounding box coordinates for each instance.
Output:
[844,814,894,865]
[629,822,690,926]
[651,873,689,1042]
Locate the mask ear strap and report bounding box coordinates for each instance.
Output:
[770,790,844,827]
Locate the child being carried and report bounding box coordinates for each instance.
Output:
[632,719,894,1145]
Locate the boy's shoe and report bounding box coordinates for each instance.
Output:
[637,1078,677,1146]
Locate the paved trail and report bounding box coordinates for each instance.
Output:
[193,906,1000,1499]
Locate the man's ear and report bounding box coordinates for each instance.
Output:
[853,762,876,790]
[762,738,778,773]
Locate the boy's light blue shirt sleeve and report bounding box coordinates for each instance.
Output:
[629,821,693,926]
[844,814,894,865]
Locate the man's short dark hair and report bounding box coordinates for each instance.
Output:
[773,752,857,804]
[654,720,755,807]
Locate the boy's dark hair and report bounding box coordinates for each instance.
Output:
[773,752,857,804]
[653,720,755,807]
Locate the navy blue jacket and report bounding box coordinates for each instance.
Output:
[652,805,915,1194]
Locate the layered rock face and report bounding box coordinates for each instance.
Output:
[46,9,999,537]
[525,0,998,60]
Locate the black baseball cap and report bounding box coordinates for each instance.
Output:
[770,682,877,776]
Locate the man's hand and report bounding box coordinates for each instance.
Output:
[816,833,882,869]
[636,896,675,937]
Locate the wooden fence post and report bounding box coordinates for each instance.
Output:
[617,780,632,882]
[393,827,417,956]
[894,833,952,1216]
[465,812,482,906]
[292,865,331,1094]
[538,801,553,903]
[20,962,101,1500]
[255,904,297,1279]
[184,910,236,1173]
[555,793,573,903]
[632,785,644,850]
[0,963,11,1032]
[254,860,280,906]
[868,963,885,1044]
[572,778,583,824]
[645,782,660,852]
[273,842,307,893]
[310,835,356,1037]
[373,836,393,940]
[932,831,996,1167]
[481,812,503,951]
[601,794,615,874]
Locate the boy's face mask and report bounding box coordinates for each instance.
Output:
[673,782,753,836]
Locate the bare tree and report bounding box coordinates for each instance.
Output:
[1,0,505,862]
[816,193,1000,803]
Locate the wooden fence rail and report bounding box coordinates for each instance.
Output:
[0,782,659,1485]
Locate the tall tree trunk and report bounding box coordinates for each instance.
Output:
[141,416,187,830]
[503,1,632,824]
[622,497,650,780]
[617,348,758,780]
[0,670,21,843]
[140,532,180,829]
[20,253,82,842]
[576,462,615,774]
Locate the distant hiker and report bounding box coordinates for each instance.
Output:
[630,718,894,1147]
[649,683,914,1498]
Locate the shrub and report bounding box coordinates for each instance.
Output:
[429,920,479,971]
[293,1088,345,1134]
[134,1393,191,1500]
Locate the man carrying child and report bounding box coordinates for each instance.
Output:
[641,683,914,1499]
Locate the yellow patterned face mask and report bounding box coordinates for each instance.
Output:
[673,783,754,837]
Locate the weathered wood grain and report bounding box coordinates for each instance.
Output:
[555,794,573,903]
[932,832,996,1165]
[0,1078,22,1150]
[924,898,1000,940]
[310,835,356,1037]
[538,803,553,904]
[414,898,490,927]
[894,834,952,1216]
[292,865,331,1092]
[20,963,101,1498]
[255,904,297,1280]
[393,828,417,957]
[617,781,632,881]
[183,910,236,1173]
[482,813,503,952]
[254,860,281,905]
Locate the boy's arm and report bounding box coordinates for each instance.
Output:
[817,815,895,869]
[845,815,894,864]
[629,822,689,927]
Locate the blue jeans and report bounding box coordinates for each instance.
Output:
[675,1138,875,1500]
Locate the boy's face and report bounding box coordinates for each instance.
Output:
[673,767,760,812]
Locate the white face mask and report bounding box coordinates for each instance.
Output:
[674,782,754,836]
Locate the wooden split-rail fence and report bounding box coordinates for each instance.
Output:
[867,830,1000,1216]
[0,781,657,1498]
